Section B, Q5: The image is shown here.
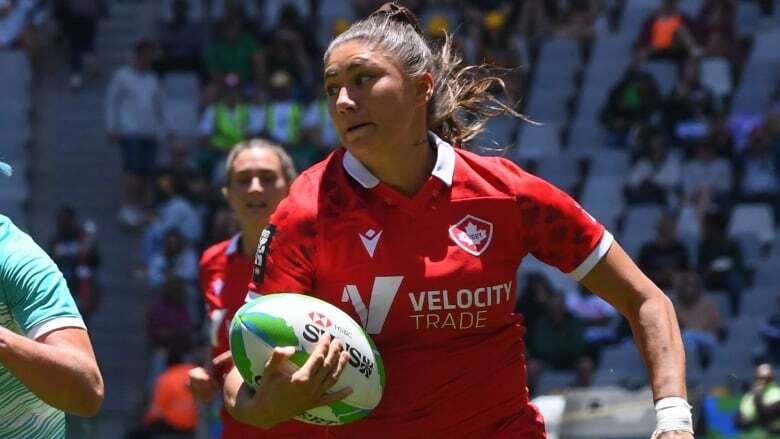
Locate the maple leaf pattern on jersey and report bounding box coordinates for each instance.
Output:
[458,222,488,246]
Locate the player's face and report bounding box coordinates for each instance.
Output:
[324,40,420,159]
[224,148,289,229]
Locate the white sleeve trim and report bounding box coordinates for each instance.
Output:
[567,230,614,281]
[27,317,87,340]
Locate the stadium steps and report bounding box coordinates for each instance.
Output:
[27,0,159,437]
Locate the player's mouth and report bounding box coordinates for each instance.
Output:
[246,202,267,209]
[346,122,373,133]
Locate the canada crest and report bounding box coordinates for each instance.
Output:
[448,215,493,256]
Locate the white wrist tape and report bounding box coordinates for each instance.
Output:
[652,397,693,437]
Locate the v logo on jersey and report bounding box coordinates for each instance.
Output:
[358,229,382,257]
[342,276,403,334]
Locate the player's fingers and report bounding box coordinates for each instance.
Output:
[211,351,234,372]
[265,346,296,376]
[315,338,343,381]
[301,334,330,377]
[320,350,350,391]
[317,386,354,406]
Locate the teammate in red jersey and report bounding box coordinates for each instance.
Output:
[222,3,694,438]
[186,139,325,438]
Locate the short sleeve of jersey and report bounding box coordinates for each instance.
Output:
[199,247,224,312]
[0,218,85,339]
[247,176,317,299]
[506,160,614,280]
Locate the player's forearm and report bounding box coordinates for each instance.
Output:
[628,290,688,401]
[223,367,278,429]
[0,328,103,416]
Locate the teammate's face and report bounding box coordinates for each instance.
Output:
[324,40,425,160]
[223,148,289,229]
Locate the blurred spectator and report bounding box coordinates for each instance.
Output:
[662,57,716,147]
[56,0,107,89]
[202,203,239,247]
[736,125,780,222]
[142,172,202,262]
[759,292,780,367]
[148,277,194,363]
[198,73,262,178]
[262,70,311,167]
[0,0,44,71]
[673,270,725,370]
[302,86,341,161]
[126,352,197,439]
[154,0,205,80]
[260,5,314,95]
[696,0,736,59]
[735,363,780,435]
[147,228,198,291]
[681,142,732,209]
[473,10,523,103]
[565,284,620,360]
[48,205,101,324]
[554,0,601,54]
[639,215,690,290]
[697,209,746,316]
[515,271,555,332]
[704,111,736,159]
[768,110,780,161]
[106,39,171,228]
[625,132,682,206]
[527,294,590,380]
[634,0,701,62]
[600,68,662,148]
[204,16,261,88]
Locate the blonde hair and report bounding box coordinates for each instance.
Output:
[223,138,298,186]
[323,3,525,147]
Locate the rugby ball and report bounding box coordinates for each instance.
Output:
[229,293,385,425]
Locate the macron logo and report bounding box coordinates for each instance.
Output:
[359,229,382,258]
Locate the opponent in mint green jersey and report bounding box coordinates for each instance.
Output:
[0,212,104,438]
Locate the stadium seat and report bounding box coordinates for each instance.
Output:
[678,0,705,17]
[736,1,762,35]
[596,341,647,385]
[164,101,199,138]
[640,60,678,96]
[620,205,665,258]
[513,124,561,160]
[619,0,658,34]
[525,89,571,125]
[588,149,630,177]
[740,286,776,318]
[700,57,732,100]
[159,0,204,22]
[468,116,518,152]
[163,73,200,100]
[580,175,625,232]
[517,255,578,295]
[535,154,580,194]
[728,203,776,245]
[0,50,31,88]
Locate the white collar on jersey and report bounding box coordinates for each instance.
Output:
[342,131,455,189]
[225,233,241,256]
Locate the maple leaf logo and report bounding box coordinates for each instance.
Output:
[458,222,487,246]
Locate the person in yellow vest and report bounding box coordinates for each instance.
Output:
[198,73,263,177]
[263,70,317,169]
[735,363,780,436]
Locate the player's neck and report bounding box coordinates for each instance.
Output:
[240,224,263,259]
[371,135,435,197]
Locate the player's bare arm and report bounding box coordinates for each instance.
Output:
[0,326,103,416]
[580,241,693,438]
[223,334,351,428]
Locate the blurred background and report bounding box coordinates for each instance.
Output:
[0,0,778,437]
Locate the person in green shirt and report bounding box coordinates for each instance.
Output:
[0,162,104,438]
[736,363,780,437]
[205,17,263,85]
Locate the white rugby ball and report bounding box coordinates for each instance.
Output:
[229,293,385,425]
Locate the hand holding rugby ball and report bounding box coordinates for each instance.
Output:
[229,293,385,425]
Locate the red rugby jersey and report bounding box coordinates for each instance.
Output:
[248,134,613,438]
[200,235,326,438]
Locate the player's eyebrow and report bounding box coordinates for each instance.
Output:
[324,57,373,78]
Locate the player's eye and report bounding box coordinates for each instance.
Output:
[325,84,340,97]
[356,74,373,85]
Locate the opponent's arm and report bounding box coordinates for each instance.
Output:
[0,326,104,416]
[580,241,692,439]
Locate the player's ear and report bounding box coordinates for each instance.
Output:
[414,72,433,107]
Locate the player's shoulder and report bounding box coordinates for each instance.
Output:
[272,149,346,223]
[199,239,231,267]
[453,148,536,195]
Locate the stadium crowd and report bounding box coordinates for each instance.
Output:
[1,0,779,437]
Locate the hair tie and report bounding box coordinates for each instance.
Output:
[371,2,422,34]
